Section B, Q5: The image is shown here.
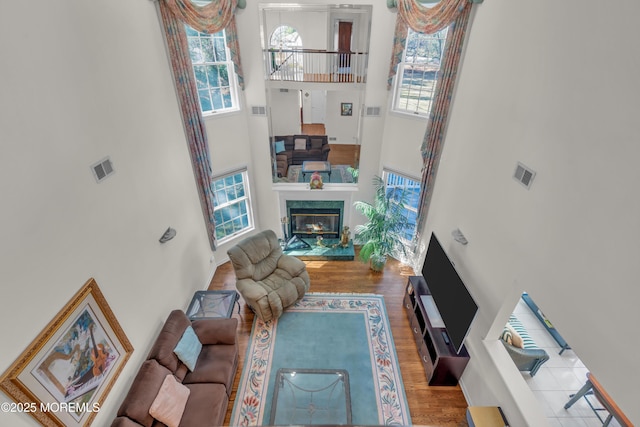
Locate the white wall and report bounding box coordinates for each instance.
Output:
[326,90,361,144]
[380,113,426,178]
[0,1,215,425]
[420,0,640,424]
[269,89,302,135]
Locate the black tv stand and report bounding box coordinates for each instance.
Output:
[404,276,470,386]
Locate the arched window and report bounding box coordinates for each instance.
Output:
[268,26,303,80]
[269,25,302,49]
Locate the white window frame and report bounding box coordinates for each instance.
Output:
[382,169,421,246]
[212,168,254,244]
[391,26,448,118]
[186,26,240,116]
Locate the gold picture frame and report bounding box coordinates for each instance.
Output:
[0,278,133,426]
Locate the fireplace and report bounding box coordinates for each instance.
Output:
[286,200,344,238]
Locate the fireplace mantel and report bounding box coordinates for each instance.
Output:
[278,188,356,236]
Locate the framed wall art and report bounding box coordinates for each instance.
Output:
[341,102,353,116]
[0,278,133,426]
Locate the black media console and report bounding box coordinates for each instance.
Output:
[404,276,470,386]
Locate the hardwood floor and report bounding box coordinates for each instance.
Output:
[328,143,359,168]
[210,251,469,426]
[301,123,326,135]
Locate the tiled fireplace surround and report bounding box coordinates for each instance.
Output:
[277,189,356,241]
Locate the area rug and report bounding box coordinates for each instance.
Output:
[287,164,355,183]
[230,293,411,426]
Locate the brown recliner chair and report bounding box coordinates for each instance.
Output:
[227,229,310,322]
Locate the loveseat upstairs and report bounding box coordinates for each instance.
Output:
[274,135,331,166]
[111,310,238,427]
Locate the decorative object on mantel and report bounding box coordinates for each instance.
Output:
[0,278,133,427]
[309,171,324,189]
[281,216,289,241]
[354,176,409,272]
[338,226,351,248]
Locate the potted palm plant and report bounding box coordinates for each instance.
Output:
[354,175,410,271]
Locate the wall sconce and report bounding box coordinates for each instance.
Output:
[159,227,176,243]
[451,228,468,245]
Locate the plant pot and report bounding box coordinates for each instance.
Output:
[370,254,387,272]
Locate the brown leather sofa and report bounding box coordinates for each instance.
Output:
[111,310,238,427]
[273,135,330,176]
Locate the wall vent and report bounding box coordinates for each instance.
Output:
[91,157,115,183]
[365,106,381,117]
[328,137,337,141]
[279,88,289,93]
[251,106,267,116]
[513,162,535,189]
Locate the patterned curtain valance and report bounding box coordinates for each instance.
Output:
[387,0,468,89]
[163,0,237,34]
[162,0,245,90]
[396,0,467,34]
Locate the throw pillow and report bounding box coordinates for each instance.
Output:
[149,374,190,427]
[275,140,285,153]
[500,326,513,346]
[506,323,524,348]
[173,325,202,371]
[294,138,307,150]
[310,138,323,150]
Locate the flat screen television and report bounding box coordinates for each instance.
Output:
[421,233,478,354]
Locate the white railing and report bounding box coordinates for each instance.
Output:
[266,49,368,83]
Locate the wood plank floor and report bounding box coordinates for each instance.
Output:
[301,123,326,135]
[210,250,469,426]
[328,143,359,168]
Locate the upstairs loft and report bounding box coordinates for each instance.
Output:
[261,4,372,85]
[266,48,368,83]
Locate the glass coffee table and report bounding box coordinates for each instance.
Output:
[269,368,351,425]
[186,290,240,320]
[301,161,332,180]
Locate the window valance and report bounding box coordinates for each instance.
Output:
[163,0,241,34]
[394,0,468,34]
[387,0,470,88]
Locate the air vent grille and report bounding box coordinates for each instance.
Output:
[251,106,267,116]
[514,162,535,189]
[365,106,381,117]
[91,157,115,183]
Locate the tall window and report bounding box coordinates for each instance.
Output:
[392,27,448,117]
[186,26,239,115]
[383,170,421,243]
[213,169,254,243]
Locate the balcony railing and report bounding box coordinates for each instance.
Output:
[266,48,368,83]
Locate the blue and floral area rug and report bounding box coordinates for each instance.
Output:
[230,293,411,426]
